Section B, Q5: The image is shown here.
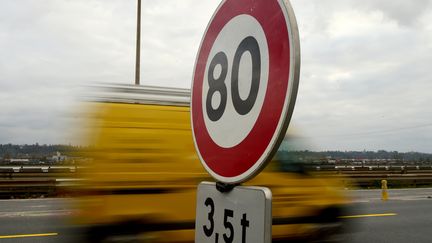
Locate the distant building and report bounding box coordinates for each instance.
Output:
[51,152,67,162]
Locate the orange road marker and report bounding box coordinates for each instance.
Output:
[382,180,389,201]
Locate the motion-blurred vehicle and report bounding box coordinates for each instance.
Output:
[73,84,351,242]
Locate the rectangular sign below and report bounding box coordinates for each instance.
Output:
[195,182,272,243]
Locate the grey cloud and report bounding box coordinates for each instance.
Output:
[290,0,432,152]
[1,0,432,152]
[354,0,431,27]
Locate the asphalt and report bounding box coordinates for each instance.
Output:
[343,188,432,243]
[0,198,80,242]
[0,189,432,242]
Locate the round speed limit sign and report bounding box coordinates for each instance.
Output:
[191,0,300,184]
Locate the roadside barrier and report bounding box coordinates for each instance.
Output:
[1,165,432,198]
[0,166,77,199]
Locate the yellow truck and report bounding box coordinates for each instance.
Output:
[73,84,351,242]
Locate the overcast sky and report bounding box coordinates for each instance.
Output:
[1,0,432,152]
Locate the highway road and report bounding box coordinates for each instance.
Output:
[344,188,432,243]
[1,188,432,242]
[0,198,80,242]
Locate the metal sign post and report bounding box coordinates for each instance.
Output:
[135,0,141,85]
[191,0,300,242]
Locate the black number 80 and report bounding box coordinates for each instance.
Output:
[206,36,261,122]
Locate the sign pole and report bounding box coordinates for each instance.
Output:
[135,0,141,85]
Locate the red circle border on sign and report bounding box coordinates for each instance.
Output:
[191,0,293,181]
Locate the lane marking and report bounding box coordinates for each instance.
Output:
[340,213,397,219]
[0,233,58,239]
[352,188,432,192]
[0,210,73,218]
[0,198,66,202]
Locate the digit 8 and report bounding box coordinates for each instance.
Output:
[206,52,228,122]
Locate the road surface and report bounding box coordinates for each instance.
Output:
[344,188,432,243]
[1,188,432,242]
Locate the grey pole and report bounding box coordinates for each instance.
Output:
[135,0,141,85]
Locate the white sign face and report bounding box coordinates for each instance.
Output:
[202,14,269,148]
[195,182,272,243]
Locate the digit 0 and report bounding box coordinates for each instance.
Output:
[206,36,261,121]
[231,36,261,115]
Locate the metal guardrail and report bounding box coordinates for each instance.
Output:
[0,167,78,199]
[313,167,432,188]
[1,166,432,198]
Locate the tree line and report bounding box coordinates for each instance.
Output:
[277,150,432,163]
[0,144,81,160]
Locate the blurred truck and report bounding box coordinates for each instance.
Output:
[73,84,352,242]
